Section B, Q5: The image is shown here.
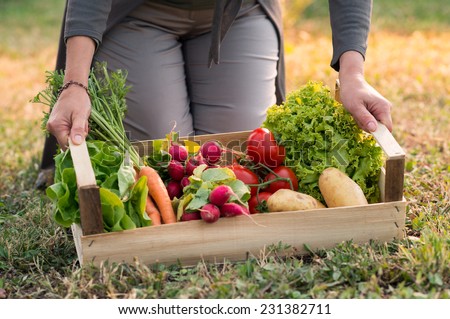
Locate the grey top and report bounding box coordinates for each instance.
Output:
[62,0,373,102]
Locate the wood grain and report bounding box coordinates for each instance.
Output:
[69,140,103,235]
[77,200,406,266]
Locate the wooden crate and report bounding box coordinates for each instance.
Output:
[70,123,406,267]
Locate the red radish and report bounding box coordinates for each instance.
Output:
[209,185,233,207]
[167,160,185,181]
[180,176,190,188]
[185,153,207,176]
[169,144,188,162]
[166,180,182,199]
[199,203,221,223]
[200,141,222,164]
[180,211,201,221]
[220,202,249,217]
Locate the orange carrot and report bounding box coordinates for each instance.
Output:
[139,166,177,224]
[145,195,161,226]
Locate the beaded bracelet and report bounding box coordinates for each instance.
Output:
[57,80,89,97]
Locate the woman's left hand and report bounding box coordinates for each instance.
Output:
[338,51,393,132]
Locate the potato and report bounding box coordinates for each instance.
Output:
[267,189,326,212]
[318,167,368,207]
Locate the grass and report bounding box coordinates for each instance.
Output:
[1,0,449,299]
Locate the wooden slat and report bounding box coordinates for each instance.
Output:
[77,200,406,266]
[371,123,405,160]
[69,140,96,187]
[69,140,103,235]
[78,185,103,235]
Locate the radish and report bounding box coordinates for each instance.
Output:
[167,160,185,181]
[185,153,207,176]
[180,176,190,188]
[220,202,249,217]
[166,180,182,199]
[200,141,222,164]
[180,211,201,221]
[169,144,188,162]
[199,203,221,223]
[209,185,233,207]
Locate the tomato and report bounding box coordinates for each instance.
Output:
[248,192,272,214]
[246,128,285,168]
[263,166,299,193]
[229,164,259,196]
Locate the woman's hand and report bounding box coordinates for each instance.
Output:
[338,51,393,132]
[46,36,96,149]
[46,87,91,150]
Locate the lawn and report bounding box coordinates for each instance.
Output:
[0,0,449,299]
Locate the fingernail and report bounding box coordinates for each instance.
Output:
[74,134,83,144]
[367,122,377,132]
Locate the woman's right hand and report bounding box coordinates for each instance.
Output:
[47,36,96,150]
[46,86,91,150]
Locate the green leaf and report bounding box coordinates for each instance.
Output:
[177,193,194,220]
[228,179,251,203]
[99,188,128,231]
[193,164,208,178]
[118,158,136,199]
[263,81,383,203]
[186,187,211,211]
[201,167,236,183]
[126,176,151,227]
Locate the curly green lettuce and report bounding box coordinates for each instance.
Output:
[263,81,383,203]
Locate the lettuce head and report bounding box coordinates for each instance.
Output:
[263,81,383,203]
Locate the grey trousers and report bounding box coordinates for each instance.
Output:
[94,0,279,140]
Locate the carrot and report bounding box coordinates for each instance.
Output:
[139,166,177,224]
[145,195,161,226]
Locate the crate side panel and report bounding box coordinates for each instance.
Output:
[78,201,405,266]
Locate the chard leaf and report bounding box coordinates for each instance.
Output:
[99,188,128,231]
[118,158,136,199]
[125,176,151,228]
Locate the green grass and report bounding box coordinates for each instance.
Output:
[299,0,450,33]
[0,0,449,299]
[0,0,64,56]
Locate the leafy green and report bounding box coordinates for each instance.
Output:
[176,165,251,220]
[263,81,383,203]
[124,176,151,228]
[46,140,150,232]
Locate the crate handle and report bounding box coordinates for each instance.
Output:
[335,80,405,202]
[69,139,103,235]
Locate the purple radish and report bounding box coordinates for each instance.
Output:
[166,180,182,200]
[199,203,221,223]
[181,211,201,221]
[220,202,250,218]
[200,141,223,164]
[185,153,207,176]
[169,144,188,162]
[180,176,190,188]
[167,160,185,181]
[209,185,233,207]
